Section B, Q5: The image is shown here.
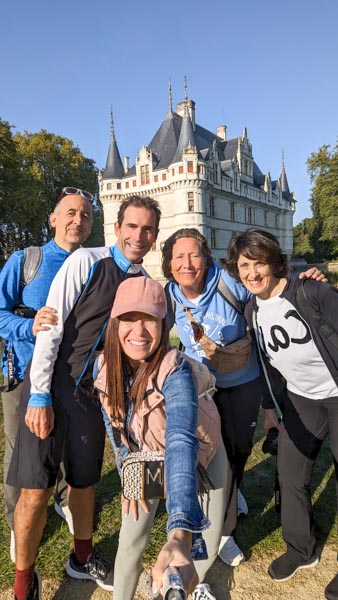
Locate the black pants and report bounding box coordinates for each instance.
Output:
[214,376,262,536]
[278,390,338,561]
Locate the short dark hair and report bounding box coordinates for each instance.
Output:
[225,228,290,280]
[117,196,161,232]
[161,228,213,280]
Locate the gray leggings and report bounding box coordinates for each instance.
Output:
[113,441,227,600]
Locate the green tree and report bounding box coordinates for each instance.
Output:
[306,141,338,260]
[13,129,99,246]
[0,127,104,265]
[0,119,21,264]
[293,219,316,262]
[85,197,105,247]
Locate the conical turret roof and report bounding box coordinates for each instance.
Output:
[103,110,124,179]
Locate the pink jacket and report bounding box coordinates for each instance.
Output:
[94,348,221,469]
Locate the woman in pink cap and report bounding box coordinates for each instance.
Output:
[94,276,227,600]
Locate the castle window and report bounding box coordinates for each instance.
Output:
[107,183,112,190]
[210,196,215,217]
[210,229,216,249]
[154,175,158,182]
[188,191,194,212]
[245,207,253,223]
[230,202,235,221]
[264,210,268,226]
[187,161,193,173]
[179,166,184,174]
[133,180,137,187]
[140,165,150,185]
[162,173,167,181]
[117,183,121,190]
[172,168,175,176]
[125,181,129,189]
[213,163,218,184]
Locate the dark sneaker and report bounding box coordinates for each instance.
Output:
[325,573,338,600]
[15,570,42,600]
[66,551,114,591]
[268,552,319,582]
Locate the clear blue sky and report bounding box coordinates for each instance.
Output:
[1,0,337,225]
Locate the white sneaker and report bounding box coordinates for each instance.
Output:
[218,535,244,566]
[10,529,15,563]
[237,488,248,516]
[54,502,74,535]
[192,582,216,599]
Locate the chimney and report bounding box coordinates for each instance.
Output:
[176,99,196,130]
[124,156,129,173]
[216,125,227,140]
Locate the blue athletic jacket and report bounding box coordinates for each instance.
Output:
[0,240,71,380]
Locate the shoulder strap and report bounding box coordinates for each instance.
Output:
[217,273,244,314]
[296,280,338,350]
[252,303,283,421]
[164,283,176,326]
[20,246,42,287]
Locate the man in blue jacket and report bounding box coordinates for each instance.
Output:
[0,187,93,561]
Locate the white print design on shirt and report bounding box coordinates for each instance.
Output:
[256,294,337,400]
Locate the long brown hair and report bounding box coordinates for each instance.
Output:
[103,315,169,418]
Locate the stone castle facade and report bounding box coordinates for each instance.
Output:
[99,91,295,281]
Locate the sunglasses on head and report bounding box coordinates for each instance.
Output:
[61,187,93,202]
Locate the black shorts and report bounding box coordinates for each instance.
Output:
[7,370,105,490]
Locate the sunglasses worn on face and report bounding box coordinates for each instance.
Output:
[61,187,93,202]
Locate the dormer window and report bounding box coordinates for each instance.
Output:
[140,165,150,185]
[213,163,219,184]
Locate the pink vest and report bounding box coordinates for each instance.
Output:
[94,348,221,469]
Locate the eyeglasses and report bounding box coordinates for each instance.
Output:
[61,187,93,202]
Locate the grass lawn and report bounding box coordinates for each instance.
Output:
[1,382,337,593]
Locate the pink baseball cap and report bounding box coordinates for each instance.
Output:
[111,276,167,319]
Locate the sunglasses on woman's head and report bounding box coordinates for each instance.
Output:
[61,187,93,202]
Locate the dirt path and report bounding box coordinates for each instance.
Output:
[1,546,336,599]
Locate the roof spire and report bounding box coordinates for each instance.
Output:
[184,75,188,103]
[110,105,115,139]
[172,78,196,163]
[103,107,124,179]
[280,149,290,195]
[168,79,173,113]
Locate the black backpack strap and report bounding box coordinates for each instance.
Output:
[164,283,184,351]
[20,246,42,287]
[164,282,176,329]
[217,273,244,314]
[296,280,338,350]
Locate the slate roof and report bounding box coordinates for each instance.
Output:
[103,131,125,179]
[103,102,290,196]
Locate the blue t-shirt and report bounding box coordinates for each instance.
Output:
[167,261,259,387]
